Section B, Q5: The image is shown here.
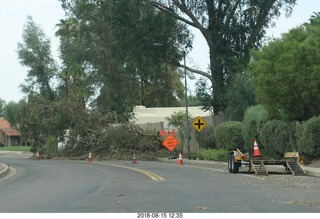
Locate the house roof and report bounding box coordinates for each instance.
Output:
[0,117,11,129]
[0,117,21,136]
[1,128,21,136]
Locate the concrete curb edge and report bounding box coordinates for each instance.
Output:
[0,163,9,178]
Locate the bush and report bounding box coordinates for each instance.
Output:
[259,120,297,157]
[197,149,228,162]
[242,105,269,152]
[215,121,244,151]
[298,116,320,158]
[196,125,217,149]
[187,152,199,160]
[45,135,59,153]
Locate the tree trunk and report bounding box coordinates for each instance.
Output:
[209,40,226,115]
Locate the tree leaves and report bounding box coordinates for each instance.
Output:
[151,0,297,114]
[17,16,57,101]
[250,22,320,121]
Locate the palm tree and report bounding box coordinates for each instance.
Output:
[55,18,89,106]
[308,12,320,26]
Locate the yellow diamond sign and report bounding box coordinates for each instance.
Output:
[192,116,206,132]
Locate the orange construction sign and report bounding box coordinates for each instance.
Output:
[162,135,179,151]
[160,130,167,137]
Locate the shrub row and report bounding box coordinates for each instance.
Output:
[197,149,228,162]
[215,105,320,159]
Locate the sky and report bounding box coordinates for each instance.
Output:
[0,0,319,103]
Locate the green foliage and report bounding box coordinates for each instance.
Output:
[182,94,202,107]
[195,78,214,112]
[215,121,244,151]
[15,97,72,154]
[45,136,59,153]
[163,0,297,114]
[250,23,320,122]
[298,116,320,158]
[0,98,5,117]
[197,149,228,162]
[259,120,298,156]
[13,1,194,156]
[3,101,19,127]
[242,105,269,151]
[60,0,189,116]
[17,16,57,101]
[165,111,192,152]
[225,72,255,121]
[196,125,216,149]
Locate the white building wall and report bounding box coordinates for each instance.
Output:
[131,105,224,153]
[132,105,212,125]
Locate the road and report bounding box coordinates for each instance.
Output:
[0,154,320,213]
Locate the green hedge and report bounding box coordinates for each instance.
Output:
[196,125,217,149]
[242,105,269,152]
[259,120,298,157]
[298,116,320,158]
[215,121,244,151]
[197,149,228,162]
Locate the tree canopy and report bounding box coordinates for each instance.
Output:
[0,98,5,117]
[13,1,194,153]
[17,16,57,101]
[59,0,191,121]
[149,0,297,114]
[249,16,320,122]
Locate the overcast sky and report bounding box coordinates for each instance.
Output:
[0,0,319,103]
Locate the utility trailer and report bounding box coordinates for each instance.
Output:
[228,149,306,176]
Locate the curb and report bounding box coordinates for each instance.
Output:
[157,158,320,177]
[304,167,320,177]
[0,151,32,155]
[0,163,9,178]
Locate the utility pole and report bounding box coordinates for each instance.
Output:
[184,51,190,158]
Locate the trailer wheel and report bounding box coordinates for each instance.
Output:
[232,159,240,173]
[229,153,240,173]
[228,154,233,173]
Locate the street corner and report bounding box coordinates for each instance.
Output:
[0,162,9,178]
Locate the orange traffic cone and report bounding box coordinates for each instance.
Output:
[253,140,261,157]
[88,152,93,163]
[132,153,137,164]
[36,151,40,160]
[178,152,183,165]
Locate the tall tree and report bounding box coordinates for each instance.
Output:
[0,98,5,117]
[55,17,92,108]
[3,101,19,126]
[16,16,70,151]
[15,96,71,152]
[59,0,190,120]
[17,16,57,101]
[249,17,320,122]
[225,71,255,121]
[149,0,297,114]
[308,11,320,26]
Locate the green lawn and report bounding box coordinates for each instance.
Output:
[0,146,31,152]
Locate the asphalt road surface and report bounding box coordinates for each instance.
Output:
[0,154,320,213]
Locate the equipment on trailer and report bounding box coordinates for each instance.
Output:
[228,148,306,176]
